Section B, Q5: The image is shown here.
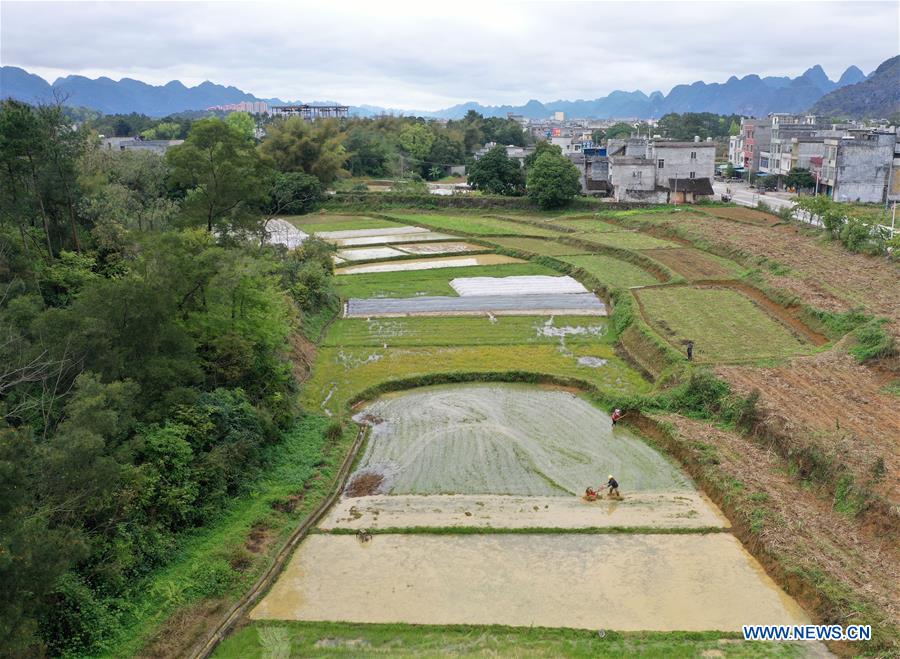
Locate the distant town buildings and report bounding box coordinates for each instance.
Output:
[206,100,270,113]
[605,137,716,203]
[271,105,349,120]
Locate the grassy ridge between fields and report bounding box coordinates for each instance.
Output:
[214,622,809,658]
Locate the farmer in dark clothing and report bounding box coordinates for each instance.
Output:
[686,340,694,361]
[607,475,619,497]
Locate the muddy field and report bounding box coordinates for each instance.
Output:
[321,492,729,529]
[655,413,900,634]
[719,351,900,505]
[250,533,809,631]
[349,384,692,495]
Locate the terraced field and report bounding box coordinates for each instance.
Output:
[634,286,814,362]
[216,206,855,657]
[559,254,661,288]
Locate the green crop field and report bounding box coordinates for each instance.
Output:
[334,262,557,298]
[552,218,623,233]
[386,213,562,237]
[634,286,812,362]
[486,236,591,256]
[303,344,650,414]
[559,254,660,289]
[570,231,682,250]
[323,315,611,347]
[288,215,403,233]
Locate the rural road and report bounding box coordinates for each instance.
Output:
[712,181,797,213]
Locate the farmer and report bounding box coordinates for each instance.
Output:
[607,474,620,497]
[686,340,694,361]
[611,408,625,426]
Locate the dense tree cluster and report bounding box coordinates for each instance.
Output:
[656,112,744,141]
[0,99,339,656]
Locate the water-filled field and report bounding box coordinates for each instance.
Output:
[349,384,691,495]
[251,533,809,631]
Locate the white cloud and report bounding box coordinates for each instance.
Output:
[1,0,897,110]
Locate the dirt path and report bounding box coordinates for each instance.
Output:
[320,492,730,530]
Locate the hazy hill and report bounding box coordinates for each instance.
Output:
[0,62,884,119]
[810,56,900,118]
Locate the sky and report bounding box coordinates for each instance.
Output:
[1,0,898,110]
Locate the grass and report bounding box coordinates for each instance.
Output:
[635,287,812,362]
[559,254,660,289]
[552,218,624,232]
[288,215,403,233]
[215,621,808,658]
[100,416,358,658]
[386,213,562,237]
[303,344,650,415]
[334,262,558,299]
[323,315,610,347]
[485,236,591,256]
[570,231,683,250]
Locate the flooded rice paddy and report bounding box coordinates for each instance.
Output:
[336,254,525,275]
[349,384,691,495]
[251,533,809,630]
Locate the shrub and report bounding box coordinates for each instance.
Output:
[849,319,894,362]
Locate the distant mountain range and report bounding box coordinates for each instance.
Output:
[0,60,892,120]
[810,56,900,118]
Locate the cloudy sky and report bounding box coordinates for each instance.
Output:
[2,0,897,110]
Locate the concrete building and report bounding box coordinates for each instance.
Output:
[740,118,772,174]
[473,142,535,165]
[728,133,743,167]
[821,131,896,203]
[607,137,715,203]
[554,111,566,121]
[101,137,184,154]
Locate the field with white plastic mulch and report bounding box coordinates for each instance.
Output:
[337,254,525,275]
[450,275,588,296]
[344,292,606,317]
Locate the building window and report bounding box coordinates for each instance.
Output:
[690,151,697,160]
[689,171,696,179]
[657,159,664,168]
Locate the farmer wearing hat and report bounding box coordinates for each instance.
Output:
[607,474,620,497]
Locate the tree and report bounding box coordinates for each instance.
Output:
[526,150,581,209]
[784,167,816,190]
[344,127,393,177]
[605,122,636,140]
[166,119,267,233]
[524,141,563,169]
[397,123,435,161]
[724,162,735,179]
[466,145,524,195]
[258,117,347,185]
[141,121,181,140]
[424,133,465,179]
[225,112,256,141]
[265,171,322,216]
[591,129,605,143]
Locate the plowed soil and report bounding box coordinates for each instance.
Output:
[718,351,900,505]
[640,215,900,334]
[699,206,782,226]
[642,248,740,280]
